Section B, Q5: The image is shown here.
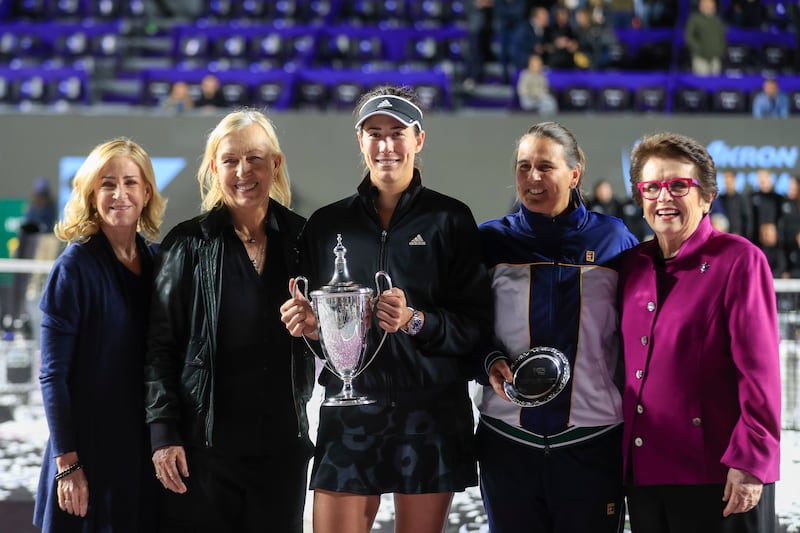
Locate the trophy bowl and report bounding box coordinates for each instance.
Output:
[503,346,571,407]
[294,235,392,406]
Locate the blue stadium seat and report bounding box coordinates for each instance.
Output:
[415,83,445,109]
[722,43,756,76]
[206,0,234,19]
[253,80,287,109]
[307,0,334,23]
[596,86,632,112]
[214,33,249,64]
[789,90,800,115]
[634,86,667,112]
[761,44,794,75]
[269,0,302,21]
[52,72,87,103]
[175,31,210,66]
[54,30,89,56]
[674,87,709,113]
[0,76,11,103]
[91,32,120,58]
[711,88,748,113]
[51,0,82,18]
[559,86,594,112]
[13,0,47,20]
[293,80,329,109]
[0,28,19,59]
[219,81,251,106]
[11,74,49,103]
[85,0,120,19]
[330,81,364,110]
[238,0,268,17]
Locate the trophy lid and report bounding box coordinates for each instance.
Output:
[316,234,372,294]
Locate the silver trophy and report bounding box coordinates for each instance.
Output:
[503,347,571,407]
[294,234,392,406]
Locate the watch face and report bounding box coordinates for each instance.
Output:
[503,347,571,407]
[407,311,423,335]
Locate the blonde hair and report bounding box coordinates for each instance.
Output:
[197,108,291,212]
[55,137,166,243]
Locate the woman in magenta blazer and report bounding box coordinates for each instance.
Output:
[618,132,781,533]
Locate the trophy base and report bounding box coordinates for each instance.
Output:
[322,395,376,407]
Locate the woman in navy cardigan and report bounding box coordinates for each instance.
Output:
[619,132,781,533]
[34,137,166,532]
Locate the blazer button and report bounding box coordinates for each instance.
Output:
[634,437,643,447]
[647,301,655,312]
[692,417,702,426]
[636,404,644,414]
[640,336,648,346]
[635,369,644,379]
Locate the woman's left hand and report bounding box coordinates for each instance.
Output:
[57,468,89,517]
[375,287,412,333]
[722,467,763,516]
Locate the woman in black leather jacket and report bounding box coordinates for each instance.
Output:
[144,109,313,532]
[280,85,492,533]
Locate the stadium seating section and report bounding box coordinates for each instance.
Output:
[0,0,797,113]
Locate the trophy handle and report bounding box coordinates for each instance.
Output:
[293,275,309,299]
[292,276,325,363]
[352,271,394,379]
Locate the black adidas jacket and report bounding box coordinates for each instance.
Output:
[298,170,492,405]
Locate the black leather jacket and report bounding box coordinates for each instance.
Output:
[300,171,492,404]
[144,201,313,450]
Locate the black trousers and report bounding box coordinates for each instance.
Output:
[477,424,625,533]
[626,482,777,533]
[159,444,311,533]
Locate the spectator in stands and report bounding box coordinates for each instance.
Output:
[516,53,559,114]
[781,175,800,272]
[752,77,790,119]
[634,0,677,28]
[609,0,636,28]
[725,0,764,29]
[718,169,753,238]
[145,110,313,531]
[588,0,614,27]
[620,131,781,533]
[194,73,227,109]
[494,0,527,83]
[587,178,625,218]
[750,168,785,243]
[684,0,727,76]
[476,121,636,533]
[574,7,619,69]
[710,210,731,232]
[8,177,58,325]
[547,5,580,69]
[758,222,788,277]
[511,6,552,73]
[280,85,491,533]
[621,197,651,241]
[463,0,495,90]
[34,137,165,531]
[786,231,800,277]
[161,80,194,114]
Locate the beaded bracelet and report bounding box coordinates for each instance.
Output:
[54,462,83,481]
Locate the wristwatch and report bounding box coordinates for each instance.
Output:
[401,307,424,336]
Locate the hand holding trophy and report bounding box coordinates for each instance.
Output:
[294,234,392,406]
